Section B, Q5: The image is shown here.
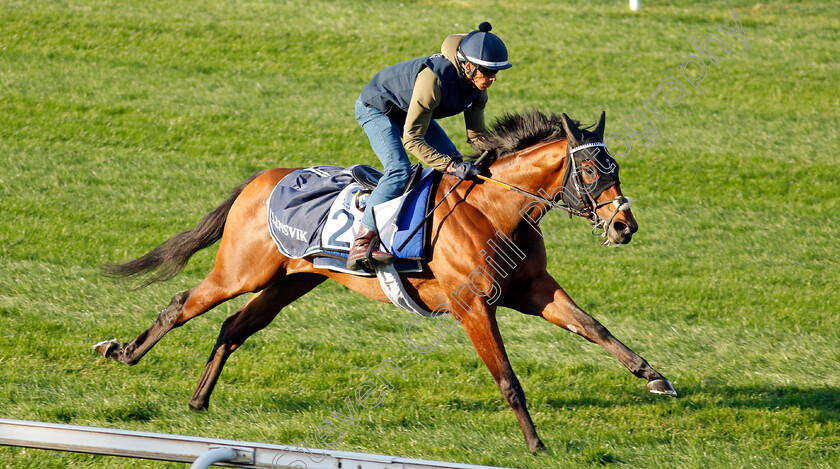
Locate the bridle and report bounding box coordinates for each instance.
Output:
[561,142,631,241]
[478,142,631,245]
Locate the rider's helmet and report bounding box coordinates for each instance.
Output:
[457,22,513,72]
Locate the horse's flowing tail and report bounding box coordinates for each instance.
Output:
[102,170,267,285]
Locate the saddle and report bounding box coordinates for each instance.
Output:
[351,163,424,194]
[265,164,439,274]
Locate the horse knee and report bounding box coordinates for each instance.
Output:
[568,308,610,343]
[585,322,610,342]
[498,375,525,408]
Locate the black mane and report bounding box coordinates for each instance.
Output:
[470,110,579,159]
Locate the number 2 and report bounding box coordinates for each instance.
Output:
[327,209,354,249]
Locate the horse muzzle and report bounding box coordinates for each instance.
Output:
[600,197,637,245]
[607,216,638,245]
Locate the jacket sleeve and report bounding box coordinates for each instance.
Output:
[402,68,457,172]
[464,90,488,146]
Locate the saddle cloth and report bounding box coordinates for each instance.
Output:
[266,165,438,277]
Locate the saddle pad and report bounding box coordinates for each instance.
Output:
[266,166,353,259]
[266,165,436,263]
[376,168,437,259]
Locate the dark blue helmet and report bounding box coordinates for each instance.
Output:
[458,22,512,70]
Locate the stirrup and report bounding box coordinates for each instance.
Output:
[346,229,395,270]
[346,255,373,271]
[367,232,395,265]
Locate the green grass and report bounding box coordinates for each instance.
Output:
[1,0,839,467]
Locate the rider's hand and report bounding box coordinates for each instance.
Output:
[447,161,481,181]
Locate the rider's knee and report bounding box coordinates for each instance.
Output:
[386,163,412,186]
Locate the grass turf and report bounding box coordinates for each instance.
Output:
[0,0,838,467]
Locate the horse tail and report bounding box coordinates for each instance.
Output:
[102,170,268,285]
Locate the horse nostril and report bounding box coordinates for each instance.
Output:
[613,221,630,235]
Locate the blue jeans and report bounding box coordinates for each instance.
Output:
[355,99,459,230]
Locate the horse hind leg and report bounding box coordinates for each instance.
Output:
[94,270,244,366]
[95,169,286,367]
[189,273,325,411]
[94,289,190,365]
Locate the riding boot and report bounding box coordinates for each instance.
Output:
[346,226,396,270]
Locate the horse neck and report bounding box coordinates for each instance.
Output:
[471,139,570,234]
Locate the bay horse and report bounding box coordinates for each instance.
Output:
[96,111,675,452]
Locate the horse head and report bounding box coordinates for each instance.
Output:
[474,110,637,245]
[558,112,638,245]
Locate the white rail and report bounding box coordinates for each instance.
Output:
[0,418,512,469]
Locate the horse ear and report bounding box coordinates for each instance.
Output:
[594,111,606,140]
[560,113,583,145]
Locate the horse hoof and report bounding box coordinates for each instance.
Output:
[648,378,677,396]
[528,439,547,453]
[189,400,209,412]
[93,338,121,358]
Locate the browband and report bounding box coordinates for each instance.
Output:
[568,142,606,155]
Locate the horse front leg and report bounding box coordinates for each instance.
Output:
[460,305,546,452]
[513,272,676,396]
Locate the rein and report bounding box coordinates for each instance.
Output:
[479,142,631,245]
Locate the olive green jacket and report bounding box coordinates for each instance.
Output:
[402,34,488,171]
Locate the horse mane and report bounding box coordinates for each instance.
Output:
[469,110,580,160]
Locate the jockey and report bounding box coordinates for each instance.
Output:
[348,21,513,270]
